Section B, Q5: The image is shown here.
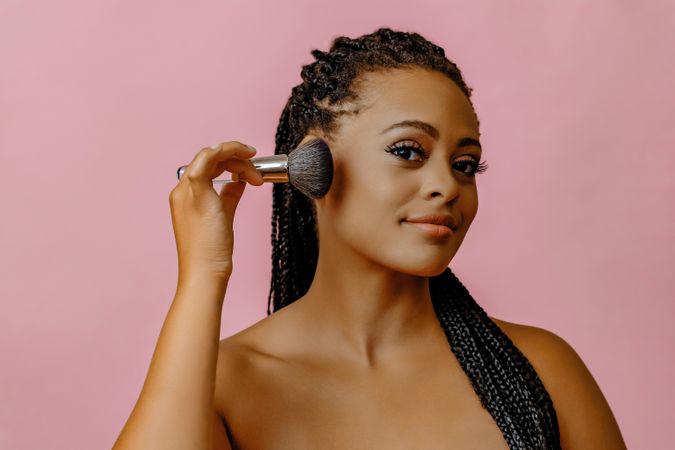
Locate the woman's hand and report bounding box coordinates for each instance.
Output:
[169,141,264,281]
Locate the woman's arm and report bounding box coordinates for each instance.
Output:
[112,273,231,450]
[111,141,261,449]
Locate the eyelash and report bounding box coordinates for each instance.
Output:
[384,141,488,176]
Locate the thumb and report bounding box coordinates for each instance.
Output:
[219,180,247,219]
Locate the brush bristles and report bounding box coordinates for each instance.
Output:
[287,138,334,199]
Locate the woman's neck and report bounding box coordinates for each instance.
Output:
[295,245,441,368]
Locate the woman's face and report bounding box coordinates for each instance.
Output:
[310,67,483,277]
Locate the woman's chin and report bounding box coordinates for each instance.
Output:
[392,257,454,278]
[400,246,458,273]
[415,265,452,278]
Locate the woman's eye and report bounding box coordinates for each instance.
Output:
[384,143,427,162]
[454,158,489,176]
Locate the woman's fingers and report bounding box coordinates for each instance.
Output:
[216,158,265,185]
[183,142,257,195]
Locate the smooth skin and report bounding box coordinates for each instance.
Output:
[113,67,627,450]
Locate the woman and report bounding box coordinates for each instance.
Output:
[113,28,627,450]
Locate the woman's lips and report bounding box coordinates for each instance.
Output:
[402,220,454,239]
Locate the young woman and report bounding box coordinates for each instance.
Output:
[113,28,626,450]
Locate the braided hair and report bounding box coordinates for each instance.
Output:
[266,27,561,449]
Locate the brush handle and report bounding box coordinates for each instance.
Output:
[176,154,289,184]
[176,166,238,183]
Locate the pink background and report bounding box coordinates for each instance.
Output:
[1,1,673,449]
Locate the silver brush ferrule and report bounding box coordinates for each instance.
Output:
[251,154,289,183]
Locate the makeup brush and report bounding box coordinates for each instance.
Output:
[176,138,333,199]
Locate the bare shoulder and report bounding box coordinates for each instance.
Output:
[213,304,300,415]
[488,316,627,450]
[217,300,301,360]
[213,315,278,398]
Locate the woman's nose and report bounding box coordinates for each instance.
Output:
[423,164,460,202]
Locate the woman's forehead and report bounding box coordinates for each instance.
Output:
[343,68,479,136]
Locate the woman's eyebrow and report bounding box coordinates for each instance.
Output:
[380,119,481,149]
[457,137,482,150]
[380,120,439,139]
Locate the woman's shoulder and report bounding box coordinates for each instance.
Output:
[487,315,587,401]
[488,315,627,449]
[488,315,565,349]
[218,300,304,358]
[215,301,306,386]
[488,315,588,376]
[213,302,313,429]
[487,316,599,391]
[212,313,283,419]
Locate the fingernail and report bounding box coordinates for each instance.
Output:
[210,143,220,150]
[246,145,257,152]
